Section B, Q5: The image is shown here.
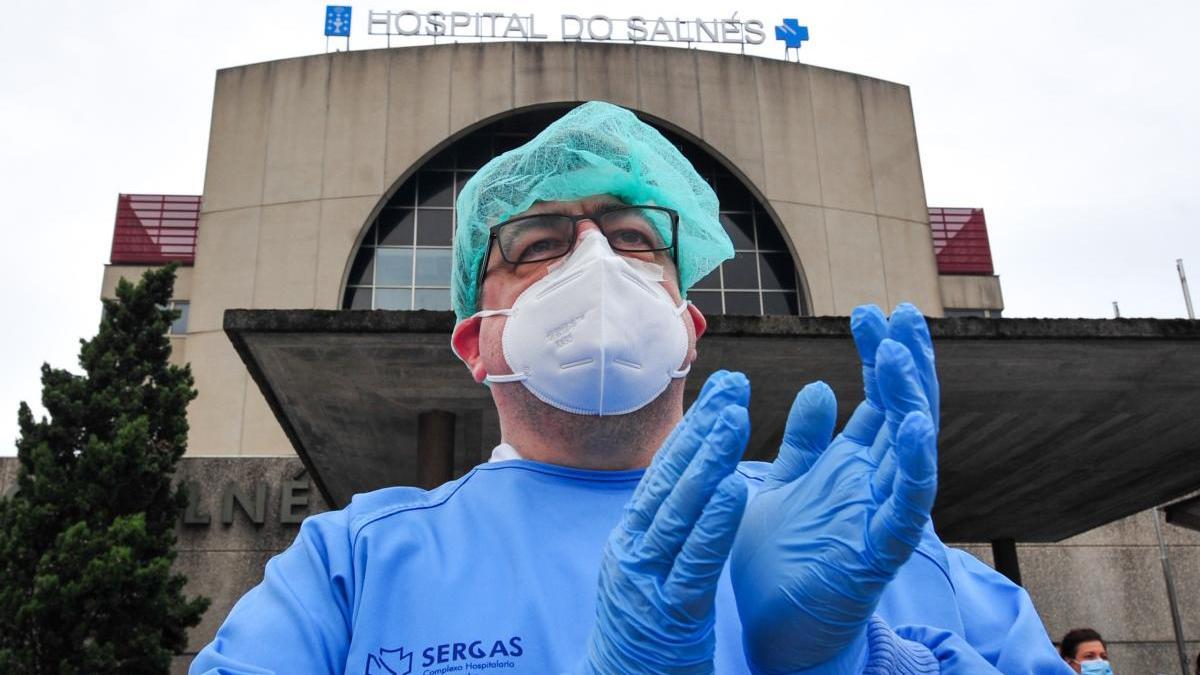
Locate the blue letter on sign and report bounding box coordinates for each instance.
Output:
[326,5,352,37]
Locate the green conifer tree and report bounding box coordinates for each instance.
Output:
[0,264,209,674]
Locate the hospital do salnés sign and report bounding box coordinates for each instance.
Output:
[367,10,768,46]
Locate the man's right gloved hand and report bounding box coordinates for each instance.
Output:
[581,371,751,675]
[731,305,940,674]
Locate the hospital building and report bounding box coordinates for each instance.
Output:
[2,39,1197,672]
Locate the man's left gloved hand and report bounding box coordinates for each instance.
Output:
[582,371,752,674]
[731,304,941,674]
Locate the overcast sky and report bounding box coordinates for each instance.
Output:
[1,0,1197,453]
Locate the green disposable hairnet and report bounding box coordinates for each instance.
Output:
[452,101,734,321]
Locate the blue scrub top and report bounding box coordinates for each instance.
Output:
[190,460,1073,675]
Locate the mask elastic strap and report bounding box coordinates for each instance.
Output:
[473,308,521,384]
[449,308,515,364]
[667,301,692,378]
[485,372,528,384]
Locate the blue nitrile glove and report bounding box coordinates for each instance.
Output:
[732,304,940,674]
[581,371,752,675]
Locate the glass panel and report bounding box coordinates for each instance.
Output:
[457,138,492,169]
[426,146,455,170]
[759,252,798,290]
[688,291,723,315]
[602,207,673,250]
[690,267,721,290]
[493,133,528,154]
[376,248,413,286]
[714,175,753,211]
[497,215,573,263]
[169,301,189,335]
[390,177,417,207]
[347,247,375,286]
[722,252,759,289]
[756,212,788,250]
[507,108,563,129]
[720,212,755,250]
[343,107,810,316]
[414,248,453,286]
[375,288,412,310]
[762,292,799,315]
[418,171,455,207]
[414,289,452,310]
[343,287,372,310]
[683,149,717,174]
[416,209,454,246]
[724,291,761,315]
[378,208,415,246]
[455,172,475,201]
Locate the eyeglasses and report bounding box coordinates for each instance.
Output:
[475,205,680,292]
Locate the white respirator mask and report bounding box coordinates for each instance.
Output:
[466,229,691,415]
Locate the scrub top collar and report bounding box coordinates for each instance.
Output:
[484,443,648,483]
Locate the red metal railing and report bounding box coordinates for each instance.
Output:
[928,207,994,275]
[110,194,200,265]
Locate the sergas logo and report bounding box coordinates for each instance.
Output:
[365,646,413,675]
[366,637,524,674]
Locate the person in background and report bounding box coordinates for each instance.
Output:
[1059,628,1112,674]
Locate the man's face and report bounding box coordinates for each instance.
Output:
[1068,640,1109,673]
[453,194,707,385]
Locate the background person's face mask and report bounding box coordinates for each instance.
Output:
[473,230,690,415]
[1079,659,1113,675]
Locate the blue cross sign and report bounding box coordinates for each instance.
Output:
[325,6,352,37]
[775,19,809,49]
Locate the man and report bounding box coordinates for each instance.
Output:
[1058,629,1113,674]
[192,102,1071,674]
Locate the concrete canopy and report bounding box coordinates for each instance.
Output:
[225,309,1200,543]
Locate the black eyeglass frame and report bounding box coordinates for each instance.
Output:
[474,205,681,300]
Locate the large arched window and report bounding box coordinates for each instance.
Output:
[343,107,805,315]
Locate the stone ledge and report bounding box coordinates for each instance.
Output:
[224,309,1200,340]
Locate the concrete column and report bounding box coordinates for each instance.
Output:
[417,411,456,489]
[991,538,1022,586]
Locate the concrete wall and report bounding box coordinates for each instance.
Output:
[188,43,942,457]
[101,264,194,300]
[0,456,18,498]
[939,274,1004,312]
[956,508,1200,675]
[169,457,330,672]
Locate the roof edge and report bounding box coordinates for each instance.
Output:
[214,42,913,91]
[223,309,1200,340]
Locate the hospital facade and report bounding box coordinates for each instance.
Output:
[2,41,1197,672]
